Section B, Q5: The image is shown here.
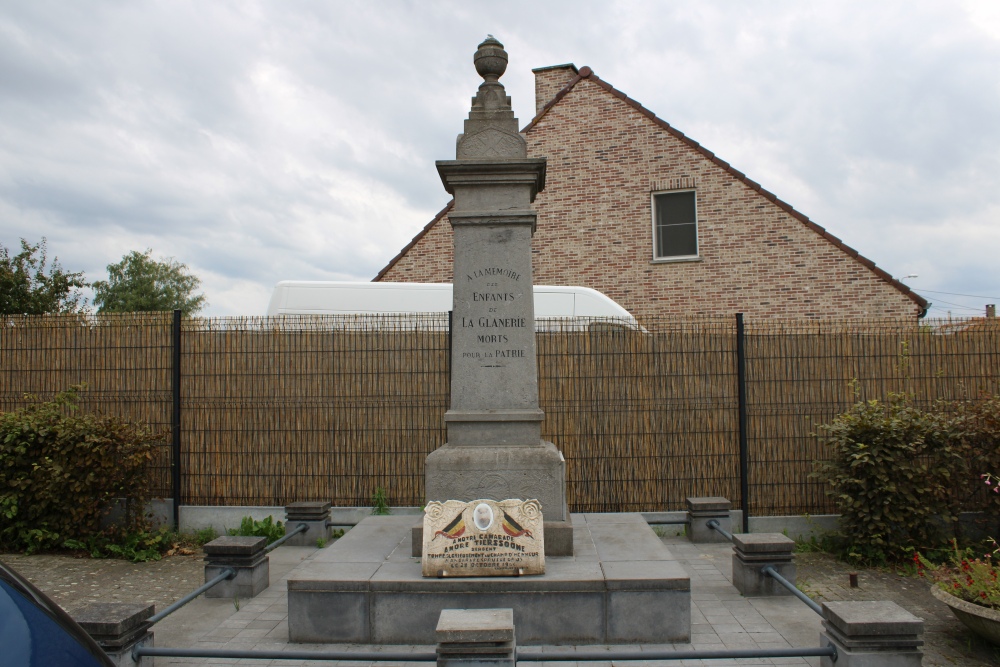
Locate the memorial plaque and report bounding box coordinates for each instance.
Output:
[421,498,545,577]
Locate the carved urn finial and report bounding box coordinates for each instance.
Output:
[474,35,507,83]
[456,35,524,159]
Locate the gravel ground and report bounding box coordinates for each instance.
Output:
[0,549,206,615]
[3,546,1000,665]
[794,551,1000,666]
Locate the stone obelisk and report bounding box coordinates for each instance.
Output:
[423,36,573,555]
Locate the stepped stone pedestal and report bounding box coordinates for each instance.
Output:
[731,533,796,597]
[203,536,269,599]
[284,501,332,547]
[686,497,732,543]
[287,513,689,645]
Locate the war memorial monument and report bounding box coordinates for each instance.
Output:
[285,37,690,645]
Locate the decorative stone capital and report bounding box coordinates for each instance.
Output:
[457,36,526,160]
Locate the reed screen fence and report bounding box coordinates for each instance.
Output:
[2,313,998,516]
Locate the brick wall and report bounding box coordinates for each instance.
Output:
[378,69,922,319]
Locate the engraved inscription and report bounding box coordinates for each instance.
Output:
[461,264,529,367]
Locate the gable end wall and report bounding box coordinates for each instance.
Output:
[379,76,920,319]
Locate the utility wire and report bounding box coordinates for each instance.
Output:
[913,288,1000,301]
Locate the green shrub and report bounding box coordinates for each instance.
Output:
[0,386,162,553]
[191,526,218,546]
[227,516,284,544]
[813,393,964,564]
[950,395,1000,532]
[63,528,172,563]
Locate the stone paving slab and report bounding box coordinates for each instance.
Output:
[4,532,1000,665]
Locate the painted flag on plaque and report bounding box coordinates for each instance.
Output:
[501,510,533,538]
[434,512,466,539]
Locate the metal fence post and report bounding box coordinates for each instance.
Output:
[171,309,182,532]
[736,313,749,533]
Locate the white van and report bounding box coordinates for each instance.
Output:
[265,281,639,330]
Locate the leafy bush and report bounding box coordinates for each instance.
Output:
[191,526,218,546]
[63,529,171,562]
[0,387,162,553]
[814,393,964,564]
[950,395,1000,531]
[227,516,284,544]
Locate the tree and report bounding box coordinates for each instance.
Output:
[0,238,88,314]
[93,249,207,316]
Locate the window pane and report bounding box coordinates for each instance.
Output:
[655,192,696,227]
[654,191,698,258]
[657,222,697,257]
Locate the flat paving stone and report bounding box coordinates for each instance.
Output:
[4,528,1000,665]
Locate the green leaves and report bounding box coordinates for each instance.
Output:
[0,238,87,315]
[0,386,163,553]
[814,393,964,564]
[227,515,285,544]
[92,249,206,315]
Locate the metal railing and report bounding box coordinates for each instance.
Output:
[705,518,734,541]
[518,645,837,662]
[134,646,438,661]
[264,523,308,553]
[763,565,823,615]
[134,644,838,663]
[705,519,824,617]
[146,567,235,625]
[146,525,308,629]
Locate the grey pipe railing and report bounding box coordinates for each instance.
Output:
[705,519,734,542]
[762,565,823,616]
[264,523,308,553]
[134,646,437,661]
[146,567,235,625]
[519,645,837,662]
[135,645,837,663]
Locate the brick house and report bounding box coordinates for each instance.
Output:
[376,64,927,319]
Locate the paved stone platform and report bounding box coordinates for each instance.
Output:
[7,525,1000,665]
[287,513,690,645]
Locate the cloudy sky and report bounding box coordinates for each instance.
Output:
[2,1,998,317]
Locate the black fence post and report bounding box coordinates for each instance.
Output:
[171,309,182,531]
[736,313,749,533]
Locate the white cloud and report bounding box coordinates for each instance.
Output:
[1,0,998,316]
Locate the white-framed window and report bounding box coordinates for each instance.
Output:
[651,190,698,260]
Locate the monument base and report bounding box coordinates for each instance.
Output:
[287,513,690,645]
[424,440,572,554]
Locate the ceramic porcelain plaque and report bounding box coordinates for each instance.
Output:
[421,498,544,577]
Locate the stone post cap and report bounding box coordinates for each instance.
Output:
[204,535,267,556]
[286,501,332,520]
[73,602,153,638]
[732,533,795,554]
[436,608,515,643]
[286,501,331,512]
[685,497,731,511]
[823,601,924,636]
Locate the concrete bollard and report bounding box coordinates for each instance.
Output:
[73,602,153,667]
[686,497,732,543]
[284,501,332,546]
[731,533,796,596]
[203,536,269,599]
[820,600,924,666]
[436,608,516,667]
